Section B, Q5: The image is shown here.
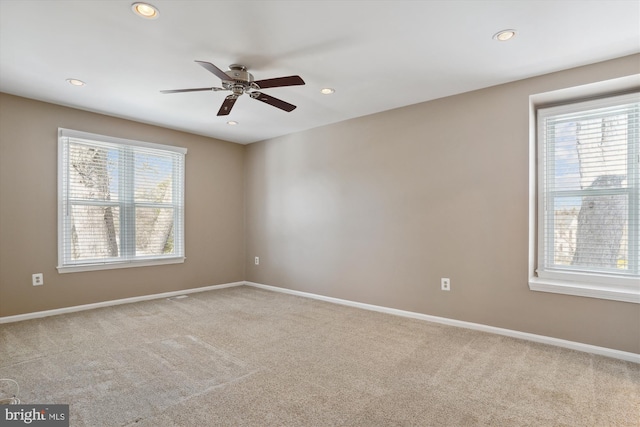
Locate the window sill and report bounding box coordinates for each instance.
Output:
[529,277,640,304]
[57,257,185,273]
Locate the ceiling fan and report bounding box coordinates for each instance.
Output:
[161,60,305,116]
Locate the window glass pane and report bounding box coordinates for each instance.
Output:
[550,113,628,191]
[550,122,582,191]
[135,207,174,255]
[134,152,174,203]
[550,193,629,272]
[550,198,579,267]
[69,205,120,260]
[69,143,119,201]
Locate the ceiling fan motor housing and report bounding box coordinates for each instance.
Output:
[223,64,255,95]
[225,65,253,83]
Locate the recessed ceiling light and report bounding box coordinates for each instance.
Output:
[66,78,85,86]
[320,88,335,95]
[493,29,516,41]
[132,2,159,19]
[227,121,238,126]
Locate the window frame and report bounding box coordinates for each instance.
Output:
[57,128,187,273]
[528,78,640,304]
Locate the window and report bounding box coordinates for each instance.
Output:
[58,129,186,272]
[530,91,639,303]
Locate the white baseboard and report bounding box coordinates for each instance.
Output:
[0,281,245,324]
[245,281,640,364]
[3,280,637,363]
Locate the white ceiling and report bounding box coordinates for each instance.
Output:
[1,1,638,144]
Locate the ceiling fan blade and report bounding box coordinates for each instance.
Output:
[195,60,231,81]
[253,75,305,89]
[217,95,238,116]
[160,87,224,94]
[251,92,297,112]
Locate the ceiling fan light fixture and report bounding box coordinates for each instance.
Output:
[493,29,516,41]
[320,88,335,95]
[132,2,159,19]
[66,78,85,86]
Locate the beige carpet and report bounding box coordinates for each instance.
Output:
[1,285,638,426]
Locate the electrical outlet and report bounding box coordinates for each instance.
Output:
[32,273,44,286]
[255,256,259,265]
[441,278,450,291]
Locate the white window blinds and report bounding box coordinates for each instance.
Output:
[58,129,186,272]
[536,93,639,291]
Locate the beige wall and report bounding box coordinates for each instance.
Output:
[1,56,639,354]
[245,55,640,354]
[0,94,245,317]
